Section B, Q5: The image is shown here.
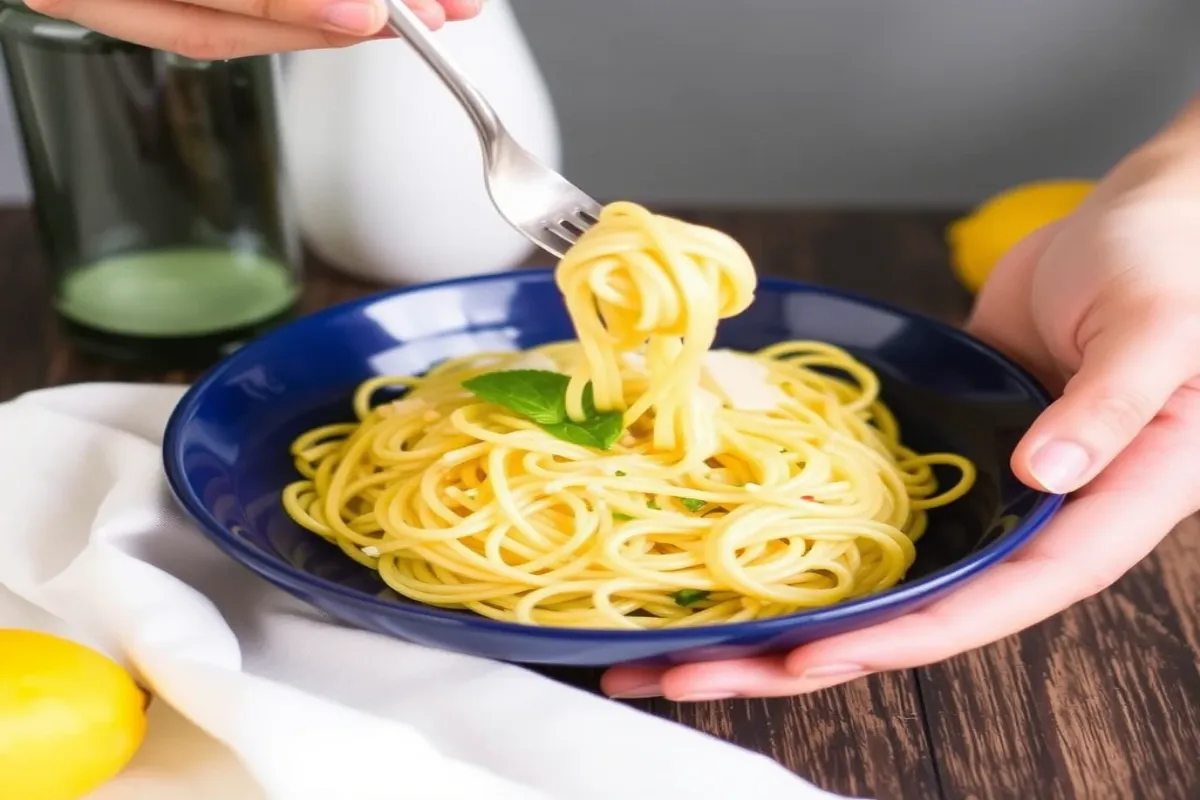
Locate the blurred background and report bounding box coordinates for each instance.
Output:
[514,0,1200,206]
[2,0,1194,207]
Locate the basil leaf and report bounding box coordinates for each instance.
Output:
[679,498,706,513]
[542,412,624,450]
[672,589,710,607]
[615,470,627,477]
[463,369,626,450]
[646,499,660,510]
[612,512,633,521]
[462,370,569,425]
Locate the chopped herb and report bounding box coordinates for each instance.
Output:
[646,499,660,510]
[672,589,711,607]
[615,470,626,477]
[463,370,624,450]
[679,497,706,513]
[612,512,633,521]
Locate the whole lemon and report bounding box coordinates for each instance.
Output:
[947,180,1095,292]
[0,629,147,800]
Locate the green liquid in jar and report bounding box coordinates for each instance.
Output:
[57,248,297,338]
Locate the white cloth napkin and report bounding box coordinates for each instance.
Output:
[0,384,861,800]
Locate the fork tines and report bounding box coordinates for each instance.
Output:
[541,206,602,256]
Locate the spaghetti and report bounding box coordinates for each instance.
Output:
[282,202,976,629]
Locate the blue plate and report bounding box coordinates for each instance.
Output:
[164,269,1063,667]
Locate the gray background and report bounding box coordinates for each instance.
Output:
[0,0,1197,205]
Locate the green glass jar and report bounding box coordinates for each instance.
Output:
[0,2,301,365]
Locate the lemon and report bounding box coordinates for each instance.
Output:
[947,180,1095,292]
[0,629,148,800]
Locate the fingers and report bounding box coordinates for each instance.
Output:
[602,665,674,700]
[603,655,854,701]
[24,0,481,59]
[195,0,481,32]
[1012,304,1200,494]
[965,223,1063,391]
[28,0,364,57]
[437,0,485,20]
[604,410,1200,700]
[171,0,388,35]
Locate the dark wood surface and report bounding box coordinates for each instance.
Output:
[2,206,1197,800]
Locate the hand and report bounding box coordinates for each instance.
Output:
[24,0,482,59]
[603,99,1200,702]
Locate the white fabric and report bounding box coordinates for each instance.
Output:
[0,384,860,800]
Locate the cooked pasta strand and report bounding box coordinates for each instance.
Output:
[282,202,975,628]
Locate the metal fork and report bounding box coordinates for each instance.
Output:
[383,0,603,258]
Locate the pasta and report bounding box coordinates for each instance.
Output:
[282,202,976,629]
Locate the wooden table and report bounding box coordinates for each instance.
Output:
[2,206,1197,800]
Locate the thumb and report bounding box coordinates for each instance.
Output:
[1014,307,1198,494]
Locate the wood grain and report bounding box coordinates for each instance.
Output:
[922,526,1200,800]
[1,206,1197,800]
[647,673,941,800]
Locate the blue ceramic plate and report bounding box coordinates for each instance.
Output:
[164,269,1063,667]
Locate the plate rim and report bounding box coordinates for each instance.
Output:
[163,268,1065,641]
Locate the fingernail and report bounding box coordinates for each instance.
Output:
[610,683,661,699]
[322,1,381,34]
[674,691,738,702]
[1029,440,1090,493]
[801,663,865,681]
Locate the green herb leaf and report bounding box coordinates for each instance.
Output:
[615,470,626,477]
[612,512,633,521]
[646,499,660,510]
[463,370,625,450]
[672,589,710,607]
[542,412,624,450]
[462,370,569,424]
[679,498,706,513]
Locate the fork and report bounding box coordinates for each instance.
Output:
[383,0,603,259]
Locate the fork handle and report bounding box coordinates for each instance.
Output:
[382,0,505,150]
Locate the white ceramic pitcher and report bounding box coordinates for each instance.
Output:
[280,2,561,284]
